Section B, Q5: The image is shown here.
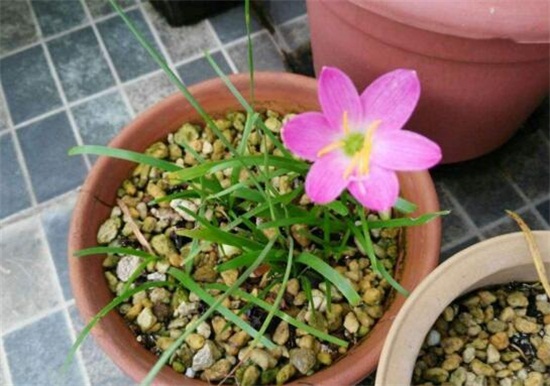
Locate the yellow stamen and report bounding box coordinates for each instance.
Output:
[344,152,361,179]
[317,140,344,158]
[343,111,350,134]
[344,119,382,179]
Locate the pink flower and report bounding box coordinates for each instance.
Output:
[281,67,442,212]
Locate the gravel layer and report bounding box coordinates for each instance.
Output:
[96,111,402,384]
[414,282,550,386]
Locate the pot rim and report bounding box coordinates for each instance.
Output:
[375,230,550,386]
[68,72,442,386]
[347,0,549,44]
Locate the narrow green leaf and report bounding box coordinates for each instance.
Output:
[216,250,286,272]
[244,0,254,103]
[73,246,157,261]
[257,215,322,230]
[167,155,307,183]
[176,228,262,251]
[393,197,417,214]
[325,201,349,216]
[68,145,181,172]
[66,281,168,371]
[368,210,449,229]
[205,283,348,347]
[168,269,276,349]
[296,252,362,306]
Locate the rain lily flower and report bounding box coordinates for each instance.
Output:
[281,67,442,212]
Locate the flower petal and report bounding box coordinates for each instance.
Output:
[360,69,420,131]
[348,166,399,212]
[305,151,349,204]
[372,130,442,171]
[281,112,340,161]
[318,67,362,130]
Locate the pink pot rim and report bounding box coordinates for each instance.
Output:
[348,0,550,43]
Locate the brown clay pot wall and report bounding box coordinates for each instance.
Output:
[69,72,441,385]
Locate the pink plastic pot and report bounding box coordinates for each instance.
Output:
[307,0,549,163]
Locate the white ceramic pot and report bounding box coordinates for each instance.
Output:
[376,231,550,385]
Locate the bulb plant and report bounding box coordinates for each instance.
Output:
[65,1,448,385]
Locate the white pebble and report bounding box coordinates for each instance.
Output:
[116,255,141,282]
[147,272,166,282]
[170,199,198,221]
[185,368,196,378]
[426,330,441,346]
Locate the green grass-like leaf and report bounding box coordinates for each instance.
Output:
[368,210,449,229]
[68,145,181,172]
[176,227,263,251]
[296,252,362,306]
[73,246,157,260]
[205,283,348,348]
[393,197,417,214]
[167,155,307,183]
[65,281,169,371]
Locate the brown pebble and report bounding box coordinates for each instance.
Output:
[489,332,510,350]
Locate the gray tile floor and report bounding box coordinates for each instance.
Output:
[0,0,548,385]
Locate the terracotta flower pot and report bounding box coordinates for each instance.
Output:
[306,0,550,164]
[68,72,442,385]
[375,231,550,385]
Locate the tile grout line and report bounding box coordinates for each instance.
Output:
[0,3,141,61]
[222,28,268,51]
[0,339,14,386]
[25,0,93,171]
[40,48,93,171]
[79,0,137,119]
[35,220,92,386]
[438,182,485,240]
[205,20,239,74]
[0,48,39,206]
[0,299,74,339]
[0,189,79,228]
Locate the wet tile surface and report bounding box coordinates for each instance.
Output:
[85,0,136,18]
[69,306,136,386]
[279,15,309,51]
[31,0,87,37]
[0,217,62,332]
[72,91,131,146]
[209,4,262,44]
[482,208,547,239]
[264,0,307,25]
[124,71,177,114]
[177,51,232,86]
[97,9,160,81]
[16,112,87,203]
[0,46,62,125]
[40,193,78,301]
[434,181,473,247]
[0,134,32,219]
[4,311,85,386]
[498,130,549,201]
[433,161,525,228]
[142,2,217,64]
[0,0,38,56]
[227,32,286,72]
[48,27,115,102]
[537,199,549,226]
